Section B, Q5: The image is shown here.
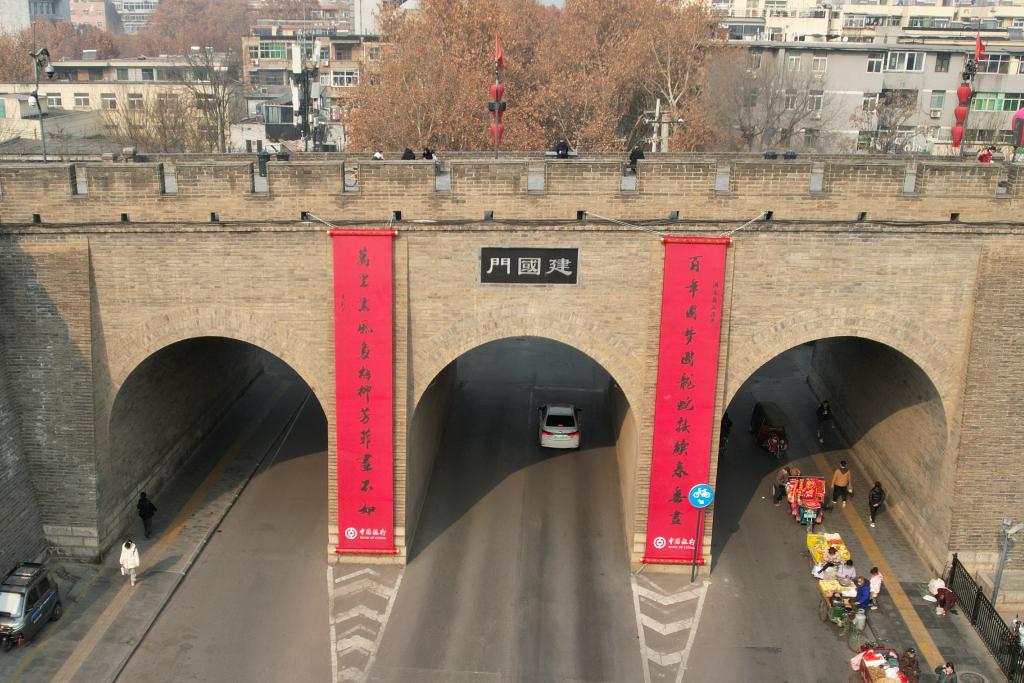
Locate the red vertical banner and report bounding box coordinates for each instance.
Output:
[329,228,397,554]
[644,236,730,564]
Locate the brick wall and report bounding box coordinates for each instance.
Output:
[0,158,1021,225]
[808,338,951,574]
[951,241,1024,570]
[0,340,46,569]
[0,235,98,558]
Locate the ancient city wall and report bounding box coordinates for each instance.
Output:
[0,157,1021,225]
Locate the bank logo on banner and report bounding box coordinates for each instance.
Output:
[644,237,730,565]
[330,228,397,555]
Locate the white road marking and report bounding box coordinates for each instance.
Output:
[640,613,694,636]
[328,565,404,683]
[676,580,710,683]
[631,573,654,683]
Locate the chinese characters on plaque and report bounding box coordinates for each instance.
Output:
[330,229,396,553]
[644,238,729,564]
[480,247,579,285]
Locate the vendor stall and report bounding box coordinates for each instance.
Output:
[851,646,910,682]
[808,532,851,564]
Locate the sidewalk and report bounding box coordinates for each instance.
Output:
[793,397,1006,678]
[0,371,307,683]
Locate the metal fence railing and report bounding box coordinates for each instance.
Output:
[946,553,1024,682]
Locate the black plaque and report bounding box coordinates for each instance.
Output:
[480,247,579,285]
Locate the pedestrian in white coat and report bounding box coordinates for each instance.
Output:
[119,539,140,587]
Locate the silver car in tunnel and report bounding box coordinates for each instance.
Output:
[538,403,581,449]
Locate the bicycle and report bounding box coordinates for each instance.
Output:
[819,596,872,652]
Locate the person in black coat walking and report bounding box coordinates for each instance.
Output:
[137,492,157,539]
[868,481,885,528]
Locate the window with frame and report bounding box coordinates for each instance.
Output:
[157,93,178,106]
[844,15,865,28]
[101,93,116,109]
[929,90,945,110]
[319,47,330,61]
[749,51,762,70]
[74,92,89,108]
[127,93,143,109]
[331,69,358,86]
[46,93,61,108]
[935,53,950,72]
[804,128,819,147]
[88,69,102,81]
[334,44,353,60]
[116,67,129,80]
[787,54,802,72]
[320,73,330,86]
[866,52,883,72]
[977,54,1010,74]
[809,90,824,111]
[862,92,878,112]
[258,42,287,60]
[784,90,798,110]
[886,51,925,72]
[811,55,827,74]
[141,67,154,80]
[367,45,381,61]
[972,91,1024,112]
[1019,59,1024,75]
[248,45,259,60]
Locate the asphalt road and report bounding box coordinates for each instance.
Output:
[685,347,860,683]
[117,371,331,683]
[369,337,644,683]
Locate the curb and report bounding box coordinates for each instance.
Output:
[103,390,311,683]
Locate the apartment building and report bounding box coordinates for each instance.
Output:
[0,0,70,32]
[69,0,121,31]
[724,34,1024,153]
[720,0,1024,43]
[0,54,230,115]
[110,0,158,33]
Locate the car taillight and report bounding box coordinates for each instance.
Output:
[567,431,578,437]
[542,430,554,437]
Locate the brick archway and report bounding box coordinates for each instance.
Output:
[724,308,954,437]
[412,308,644,414]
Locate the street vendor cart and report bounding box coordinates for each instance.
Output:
[786,476,825,530]
[851,646,911,682]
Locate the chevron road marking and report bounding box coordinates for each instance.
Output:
[328,565,404,683]
[675,579,709,683]
[634,584,704,605]
[640,613,694,636]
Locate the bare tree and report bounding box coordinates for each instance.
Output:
[102,88,219,152]
[849,88,920,154]
[707,49,842,152]
[181,48,243,153]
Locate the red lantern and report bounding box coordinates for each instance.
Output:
[489,123,504,144]
[951,123,964,148]
[957,83,973,105]
[490,83,505,101]
[954,105,968,124]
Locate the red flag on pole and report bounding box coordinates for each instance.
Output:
[975,32,986,61]
[495,34,504,69]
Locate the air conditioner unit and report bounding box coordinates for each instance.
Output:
[251,58,259,66]
[321,59,329,66]
[929,108,942,118]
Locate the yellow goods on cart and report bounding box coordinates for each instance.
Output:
[807,532,852,564]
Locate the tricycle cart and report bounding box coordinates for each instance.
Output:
[786,476,825,530]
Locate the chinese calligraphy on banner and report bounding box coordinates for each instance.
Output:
[329,228,397,554]
[644,236,730,564]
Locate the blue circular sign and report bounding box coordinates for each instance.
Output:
[688,484,715,509]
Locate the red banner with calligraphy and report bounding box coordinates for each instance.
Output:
[644,237,730,564]
[330,228,397,554]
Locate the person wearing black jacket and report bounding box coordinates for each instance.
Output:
[628,146,645,173]
[137,492,157,539]
[868,481,886,528]
[401,148,416,160]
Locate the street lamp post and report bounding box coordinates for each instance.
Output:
[993,517,1024,606]
[30,47,53,162]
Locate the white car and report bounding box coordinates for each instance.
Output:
[538,403,581,449]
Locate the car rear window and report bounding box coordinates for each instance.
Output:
[545,414,576,428]
[0,591,24,617]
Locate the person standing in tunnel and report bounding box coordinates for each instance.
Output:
[831,460,852,508]
[816,400,832,443]
[137,492,157,539]
[120,539,140,587]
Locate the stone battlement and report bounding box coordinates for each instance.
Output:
[0,156,1020,225]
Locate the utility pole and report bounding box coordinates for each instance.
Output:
[30,48,52,162]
